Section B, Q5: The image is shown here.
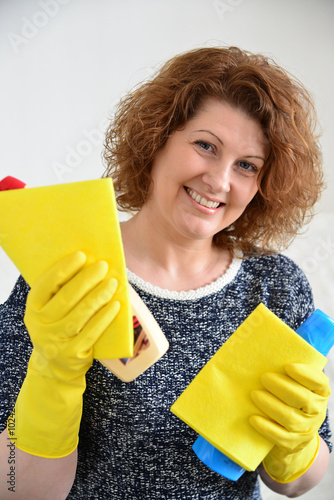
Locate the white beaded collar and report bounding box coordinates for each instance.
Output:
[127,257,243,301]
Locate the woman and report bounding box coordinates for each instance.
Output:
[0,47,332,499]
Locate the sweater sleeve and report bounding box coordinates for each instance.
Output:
[278,256,333,453]
[0,276,32,433]
[242,255,332,453]
[275,256,333,452]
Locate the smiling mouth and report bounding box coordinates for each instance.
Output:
[185,187,223,209]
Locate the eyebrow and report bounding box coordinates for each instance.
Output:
[194,129,266,162]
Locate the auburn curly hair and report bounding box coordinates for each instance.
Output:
[103,46,324,256]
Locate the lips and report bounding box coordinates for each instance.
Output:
[185,187,223,209]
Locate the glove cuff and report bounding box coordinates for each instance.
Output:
[262,434,320,484]
[7,369,86,458]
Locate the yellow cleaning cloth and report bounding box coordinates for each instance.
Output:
[171,304,327,471]
[0,178,133,359]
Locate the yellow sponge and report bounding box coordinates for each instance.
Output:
[171,304,327,471]
[0,178,133,359]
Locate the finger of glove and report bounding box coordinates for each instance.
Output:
[250,389,317,433]
[71,299,121,353]
[60,277,119,336]
[285,363,331,398]
[249,414,314,450]
[28,251,87,310]
[260,371,327,416]
[38,260,110,322]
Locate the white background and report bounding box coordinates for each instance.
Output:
[0,1,333,498]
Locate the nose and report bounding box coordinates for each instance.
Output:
[201,163,231,194]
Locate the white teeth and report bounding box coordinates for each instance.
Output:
[186,188,220,209]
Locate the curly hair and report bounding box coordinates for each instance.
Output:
[103,46,324,256]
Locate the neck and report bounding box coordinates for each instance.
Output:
[121,210,232,291]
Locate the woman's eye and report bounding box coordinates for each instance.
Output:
[238,161,258,174]
[195,140,214,152]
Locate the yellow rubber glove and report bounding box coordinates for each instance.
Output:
[249,363,331,483]
[7,251,120,458]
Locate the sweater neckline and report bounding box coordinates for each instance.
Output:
[127,256,243,301]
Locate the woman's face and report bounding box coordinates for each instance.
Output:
[145,98,267,244]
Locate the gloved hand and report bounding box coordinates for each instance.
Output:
[249,363,331,483]
[7,251,120,458]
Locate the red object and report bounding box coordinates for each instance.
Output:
[133,316,140,329]
[0,176,26,191]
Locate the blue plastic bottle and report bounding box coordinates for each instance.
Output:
[192,309,334,481]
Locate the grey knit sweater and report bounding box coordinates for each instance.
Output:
[0,254,332,499]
